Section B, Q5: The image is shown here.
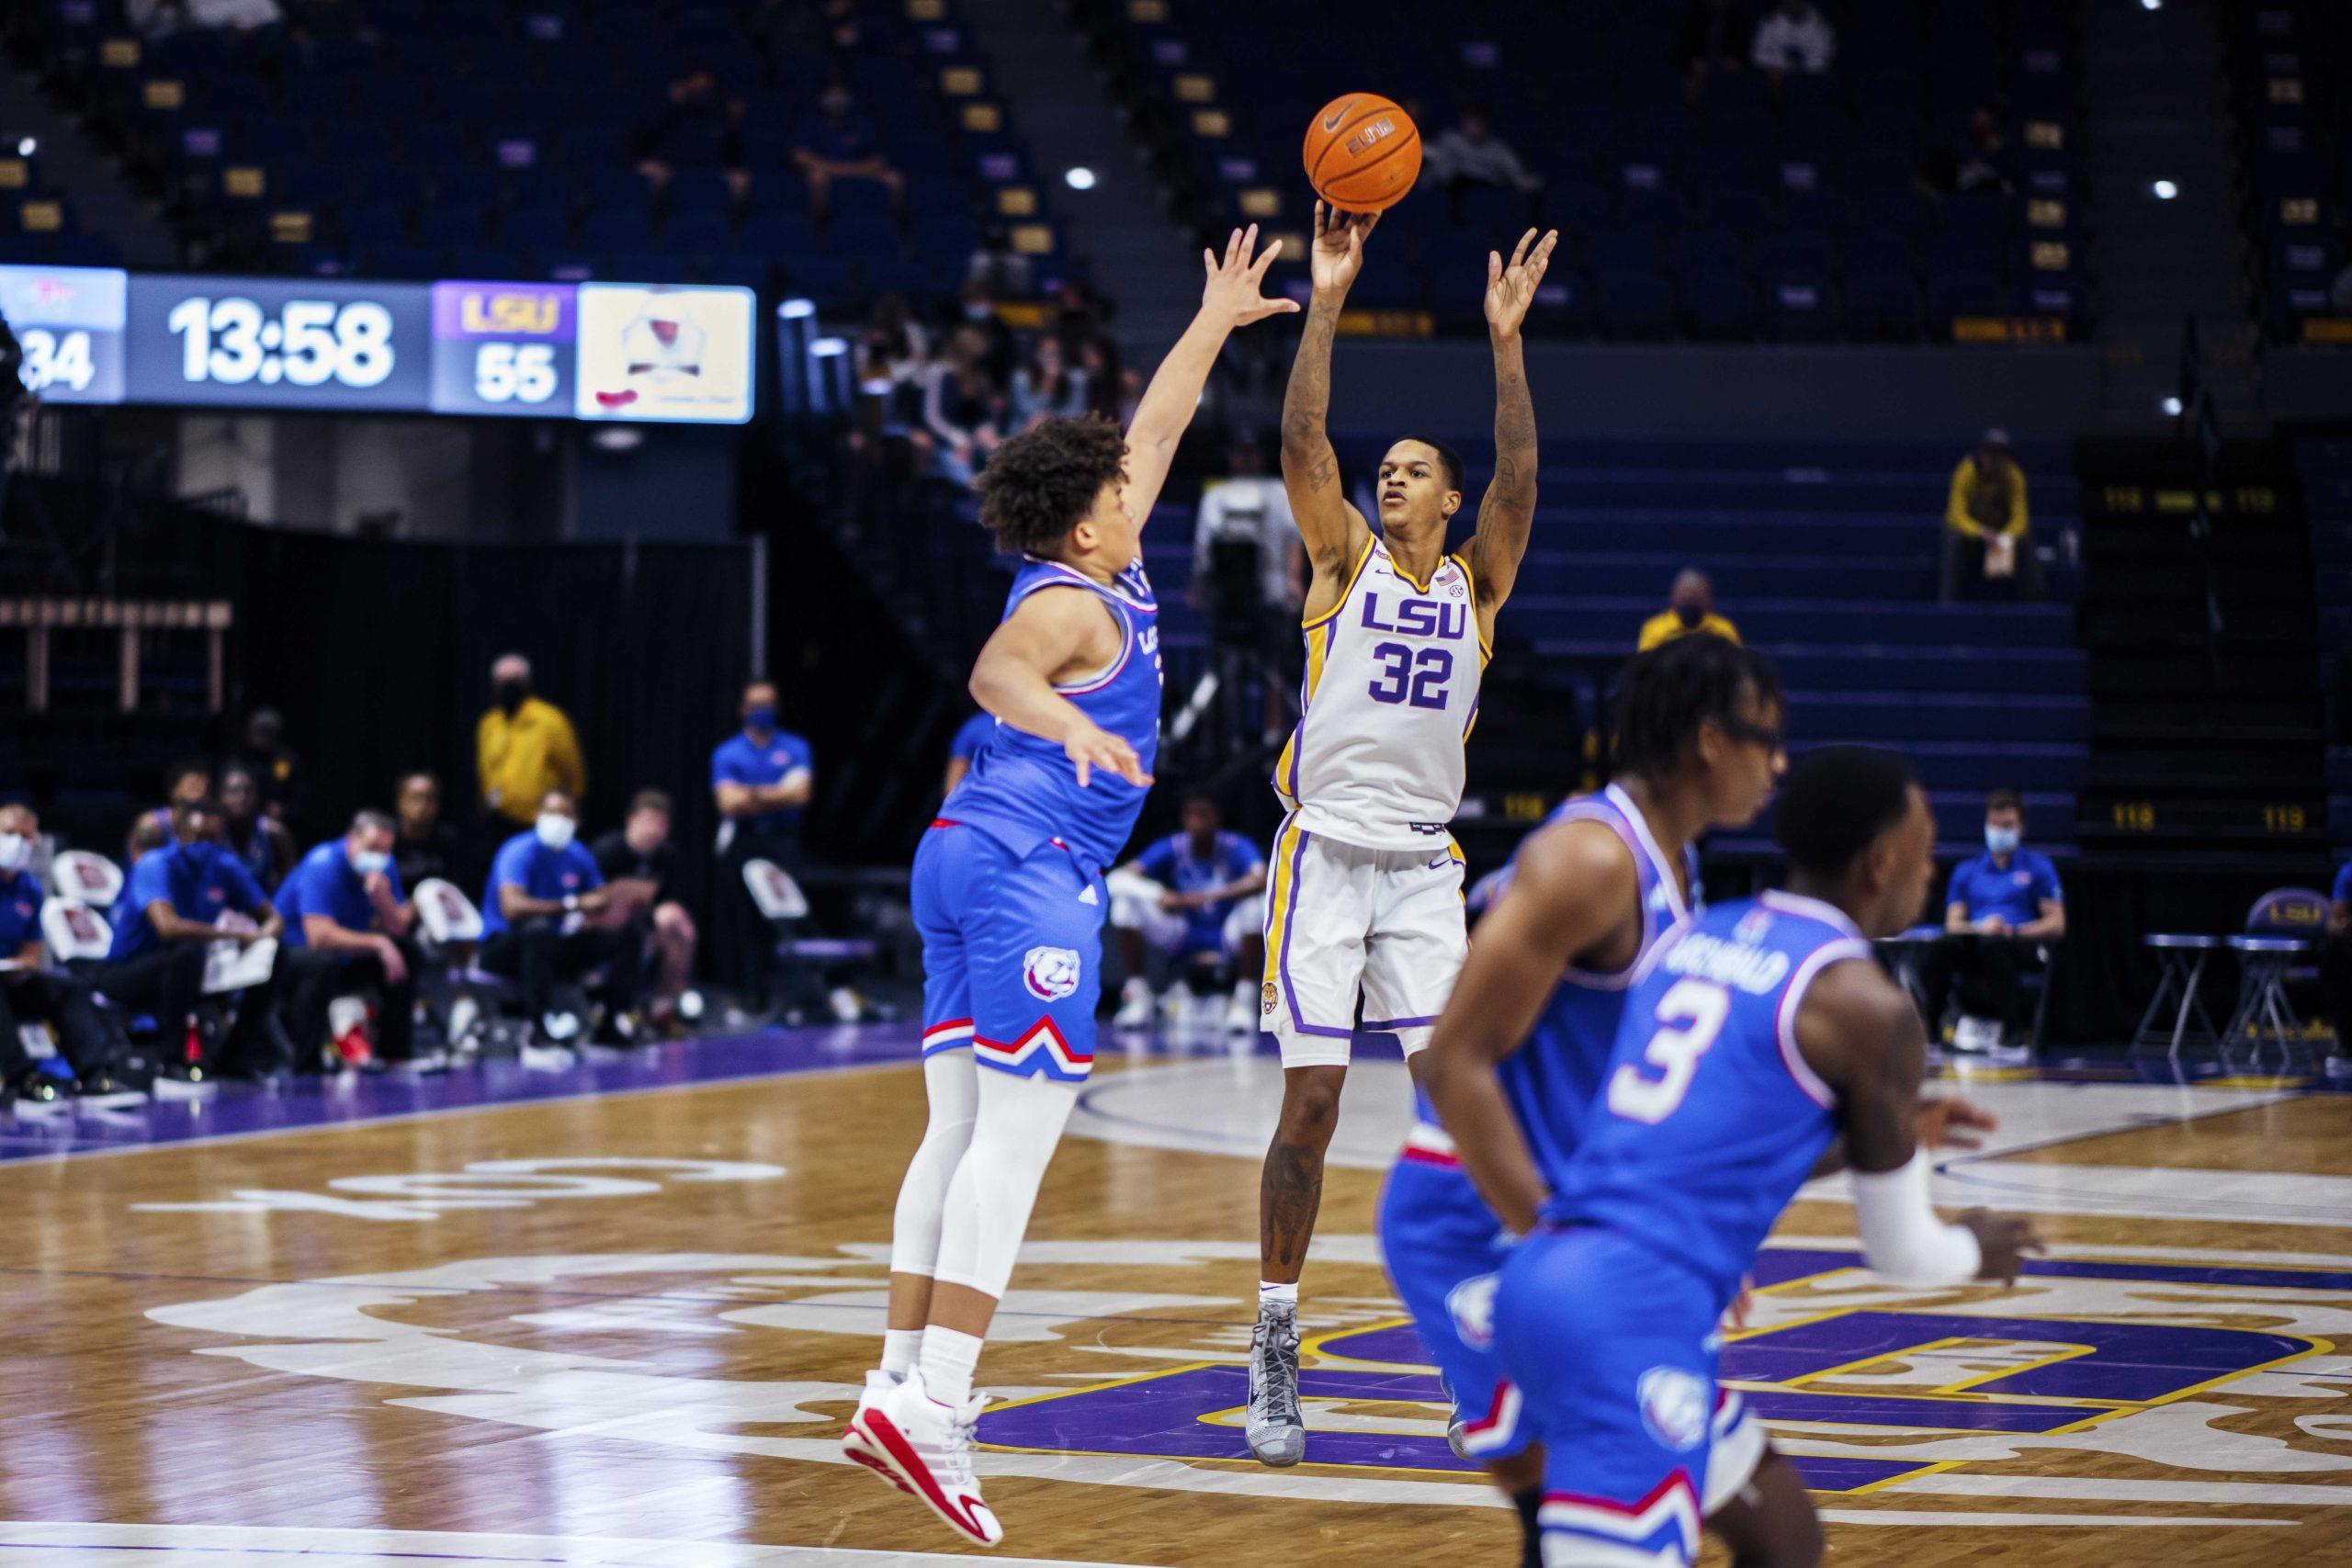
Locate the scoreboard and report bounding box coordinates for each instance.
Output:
[1,265,754,423]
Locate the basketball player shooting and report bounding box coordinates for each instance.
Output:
[1249,204,1556,1465]
[842,229,1295,1548]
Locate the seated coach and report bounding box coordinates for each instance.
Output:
[479,789,642,1043]
[275,809,417,1066]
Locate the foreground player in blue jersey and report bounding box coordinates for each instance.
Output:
[1385,634,1788,1566]
[844,228,1296,1548]
[1438,747,2038,1568]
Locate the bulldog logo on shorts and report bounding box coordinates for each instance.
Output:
[1639,1365,1711,1452]
[1023,945,1081,1001]
[1445,1271,1499,1351]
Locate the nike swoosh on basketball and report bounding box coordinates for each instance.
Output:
[1321,101,1353,133]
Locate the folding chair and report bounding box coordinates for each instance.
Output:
[412,876,523,1061]
[2219,887,2329,1074]
[745,859,876,1022]
[48,850,123,909]
[2132,933,2221,1062]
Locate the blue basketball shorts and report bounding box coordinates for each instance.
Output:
[911,821,1104,1082]
[1494,1224,1729,1567]
[1376,1145,1532,1460]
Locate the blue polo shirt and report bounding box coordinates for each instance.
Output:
[2332,860,2352,907]
[712,727,813,838]
[480,829,604,939]
[274,839,405,950]
[0,869,42,956]
[950,713,998,767]
[108,843,270,960]
[1946,847,2062,928]
[1136,829,1265,954]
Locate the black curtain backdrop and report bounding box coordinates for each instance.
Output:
[209,523,754,921]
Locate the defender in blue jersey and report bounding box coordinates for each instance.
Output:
[1389,636,1792,1568]
[845,228,1300,1550]
[1449,749,2035,1568]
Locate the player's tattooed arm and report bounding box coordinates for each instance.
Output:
[1464,230,1555,613]
[971,588,1152,789]
[1123,225,1295,526]
[1419,819,1637,1236]
[1283,203,1374,601]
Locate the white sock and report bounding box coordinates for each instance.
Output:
[919,1325,985,1406]
[1123,976,1152,1001]
[1259,1280,1298,1314]
[881,1327,922,1379]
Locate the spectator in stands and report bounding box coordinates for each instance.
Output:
[90,795,289,1079]
[133,757,214,859]
[1637,570,1742,651]
[1679,0,1756,90]
[712,680,813,1016]
[633,62,751,195]
[1109,793,1268,1035]
[592,790,697,1028]
[2320,863,2352,1080]
[1078,334,1126,423]
[220,763,298,892]
[1751,0,1837,77]
[477,653,586,834]
[1941,428,2041,602]
[1193,435,1301,616]
[1007,334,1089,433]
[751,0,865,62]
[274,809,416,1068]
[1925,790,2064,1051]
[791,79,902,217]
[129,0,283,36]
[0,804,134,1102]
[922,327,1006,488]
[391,771,462,893]
[478,789,642,1045]
[944,712,996,797]
[1923,109,2015,197]
[1423,105,1543,196]
[230,706,304,826]
[863,294,933,400]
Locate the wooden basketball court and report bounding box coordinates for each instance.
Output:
[2,1029,2346,1566]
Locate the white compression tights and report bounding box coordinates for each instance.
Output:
[888,1051,1079,1299]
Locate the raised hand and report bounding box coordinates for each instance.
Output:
[1308,200,1378,298]
[1065,717,1153,789]
[1484,227,1559,340]
[1200,224,1300,327]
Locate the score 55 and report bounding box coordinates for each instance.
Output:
[164,295,396,389]
[473,342,558,404]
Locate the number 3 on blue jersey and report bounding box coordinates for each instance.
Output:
[1606,977,1731,1123]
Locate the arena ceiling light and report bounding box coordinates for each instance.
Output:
[1064,167,1097,191]
[2162,396,2184,415]
[2152,179,2178,199]
[15,137,33,156]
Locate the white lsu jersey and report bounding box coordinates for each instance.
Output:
[1274,535,1490,852]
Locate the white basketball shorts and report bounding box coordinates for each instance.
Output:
[1260,814,1466,1066]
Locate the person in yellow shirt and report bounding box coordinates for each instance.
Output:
[476,653,585,829]
[1941,428,2039,601]
[1636,569,1742,651]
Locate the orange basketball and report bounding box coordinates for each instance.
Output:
[1302,93,1421,213]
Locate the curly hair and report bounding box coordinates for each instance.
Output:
[1611,632,1782,781]
[976,413,1130,557]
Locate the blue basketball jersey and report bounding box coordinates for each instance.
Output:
[1407,784,1695,1179]
[1546,890,1873,1310]
[947,557,1162,877]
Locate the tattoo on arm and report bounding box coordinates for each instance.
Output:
[1471,362,1538,584]
[1281,299,1340,495]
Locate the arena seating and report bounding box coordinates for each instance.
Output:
[0,142,121,267]
[1084,0,2090,343]
[15,0,1076,312]
[2303,435,2352,841]
[2230,2,2352,344]
[1142,436,2086,853]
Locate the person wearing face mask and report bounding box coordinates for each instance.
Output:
[132,757,214,862]
[0,805,139,1105]
[476,652,586,839]
[273,809,418,1068]
[711,679,813,1018]
[87,795,289,1082]
[1923,789,2064,1052]
[477,789,643,1049]
[1637,569,1742,652]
